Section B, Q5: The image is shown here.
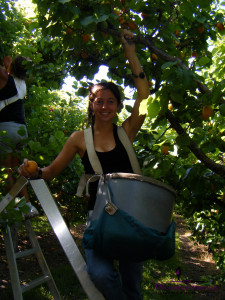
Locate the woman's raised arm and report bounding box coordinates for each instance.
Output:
[121,30,150,142]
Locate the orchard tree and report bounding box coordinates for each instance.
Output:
[0,0,87,223]
[1,0,225,277]
[31,0,225,178]
[31,0,225,276]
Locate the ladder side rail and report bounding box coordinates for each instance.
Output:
[30,179,105,300]
[4,225,23,300]
[0,176,28,213]
[24,220,62,300]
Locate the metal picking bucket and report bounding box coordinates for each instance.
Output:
[90,173,176,233]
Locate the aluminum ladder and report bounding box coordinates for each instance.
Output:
[0,176,104,300]
[3,218,61,300]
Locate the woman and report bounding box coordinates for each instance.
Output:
[0,55,38,217]
[18,29,150,299]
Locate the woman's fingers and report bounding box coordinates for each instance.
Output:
[18,159,39,179]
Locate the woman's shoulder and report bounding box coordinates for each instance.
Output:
[68,129,86,157]
[70,129,84,139]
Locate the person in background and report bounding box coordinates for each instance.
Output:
[18,29,150,299]
[0,55,38,217]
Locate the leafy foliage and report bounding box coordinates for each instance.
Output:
[1,0,225,281]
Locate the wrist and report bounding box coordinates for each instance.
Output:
[132,71,146,79]
[37,168,42,179]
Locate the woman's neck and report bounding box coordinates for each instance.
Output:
[93,121,114,133]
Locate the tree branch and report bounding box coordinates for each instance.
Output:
[165,110,225,178]
[101,26,210,95]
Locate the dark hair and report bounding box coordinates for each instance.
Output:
[87,81,122,126]
[9,56,28,80]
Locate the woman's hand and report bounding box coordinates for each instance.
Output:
[18,159,39,179]
[121,29,136,58]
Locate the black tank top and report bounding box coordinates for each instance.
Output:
[0,75,26,124]
[82,124,133,209]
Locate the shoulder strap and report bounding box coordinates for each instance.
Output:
[84,127,103,174]
[117,126,142,175]
[84,126,142,175]
[77,126,142,196]
[0,77,26,111]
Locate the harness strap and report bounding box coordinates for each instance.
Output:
[0,77,26,111]
[76,126,142,196]
[83,127,103,174]
[76,174,92,197]
[117,126,142,175]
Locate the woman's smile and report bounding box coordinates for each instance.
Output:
[92,88,119,121]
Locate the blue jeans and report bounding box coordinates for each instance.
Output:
[0,122,28,154]
[85,249,143,300]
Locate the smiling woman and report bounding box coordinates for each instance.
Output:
[87,81,122,127]
[18,29,150,300]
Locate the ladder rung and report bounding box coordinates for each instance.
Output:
[21,275,51,293]
[15,247,40,259]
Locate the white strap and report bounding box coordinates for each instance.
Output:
[76,174,92,197]
[117,126,142,175]
[0,77,26,111]
[84,126,142,175]
[84,128,103,174]
[77,126,142,196]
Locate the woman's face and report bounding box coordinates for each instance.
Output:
[91,87,119,123]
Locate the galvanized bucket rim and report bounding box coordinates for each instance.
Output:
[106,172,176,196]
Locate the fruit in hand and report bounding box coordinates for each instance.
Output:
[25,161,38,173]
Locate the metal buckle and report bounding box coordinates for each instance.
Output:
[104,202,118,215]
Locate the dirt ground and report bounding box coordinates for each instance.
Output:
[0,214,225,299]
[174,214,225,300]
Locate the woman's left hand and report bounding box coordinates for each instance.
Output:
[121,29,136,56]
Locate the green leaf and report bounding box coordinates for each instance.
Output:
[80,16,96,26]
[17,126,27,137]
[219,103,225,116]
[196,56,211,67]
[147,100,160,119]
[161,61,177,70]
[125,105,133,113]
[170,91,184,104]
[55,130,65,141]
[139,98,149,115]
[58,0,71,3]
[97,14,109,23]
[197,0,211,8]
[180,2,194,20]
[176,133,190,147]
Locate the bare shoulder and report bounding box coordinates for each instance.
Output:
[68,130,86,157]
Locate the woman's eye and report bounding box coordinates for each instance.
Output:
[96,100,103,105]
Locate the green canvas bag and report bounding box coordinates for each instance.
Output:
[81,127,176,261]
